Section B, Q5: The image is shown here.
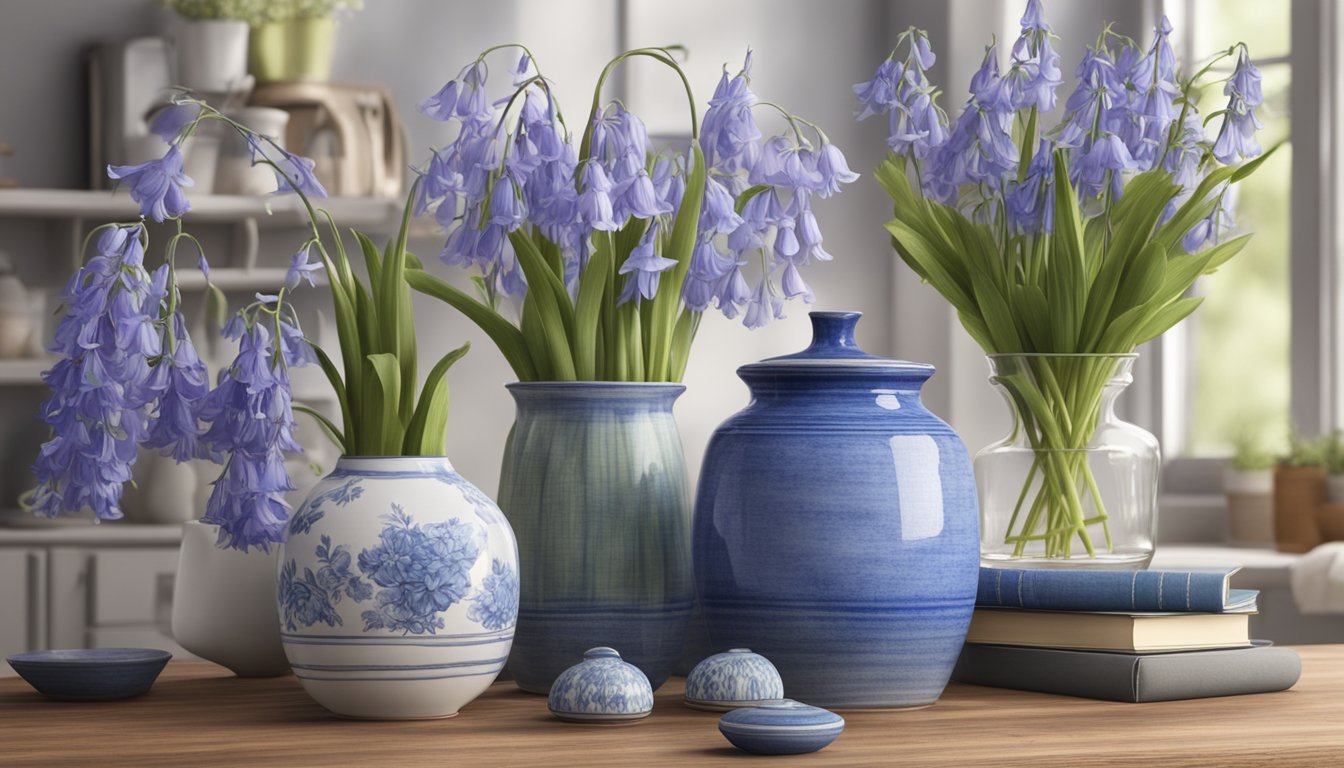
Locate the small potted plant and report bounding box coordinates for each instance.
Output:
[159,0,256,93]
[1318,431,1344,541]
[1224,432,1275,546]
[249,0,361,83]
[1274,430,1326,553]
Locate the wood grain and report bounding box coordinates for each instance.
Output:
[2,646,1343,767]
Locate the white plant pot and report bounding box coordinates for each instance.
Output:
[0,273,31,358]
[171,520,290,677]
[278,456,519,719]
[1224,469,1275,546]
[123,450,199,525]
[170,18,250,94]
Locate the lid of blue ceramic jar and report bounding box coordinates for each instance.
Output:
[740,311,934,377]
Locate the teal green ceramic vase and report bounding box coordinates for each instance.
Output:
[499,382,693,693]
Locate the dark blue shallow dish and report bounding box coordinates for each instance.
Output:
[6,648,172,701]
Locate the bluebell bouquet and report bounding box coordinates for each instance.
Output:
[858,1,1276,557]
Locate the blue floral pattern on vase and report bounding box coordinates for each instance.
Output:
[357,504,485,634]
[288,479,364,536]
[468,559,519,631]
[279,535,372,631]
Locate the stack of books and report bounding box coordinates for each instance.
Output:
[952,567,1302,702]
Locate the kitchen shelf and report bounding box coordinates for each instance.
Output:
[0,189,401,229]
[0,358,52,385]
[175,267,328,291]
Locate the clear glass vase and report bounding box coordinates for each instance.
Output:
[975,354,1159,569]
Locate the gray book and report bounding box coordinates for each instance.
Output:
[952,643,1301,702]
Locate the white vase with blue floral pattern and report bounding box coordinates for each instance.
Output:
[276,456,518,720]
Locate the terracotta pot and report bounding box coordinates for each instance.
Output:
[1274,465,1325,553]
[1318,502,1344,542]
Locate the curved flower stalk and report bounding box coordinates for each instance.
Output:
[29,98,471,551]
[407,45,857,382]
[860,1,1278,559]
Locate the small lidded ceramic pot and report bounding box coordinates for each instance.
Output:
[718,699,845,755]
[548,647,654,723]
[684,648,784,711]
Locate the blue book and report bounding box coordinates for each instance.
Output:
[977,567,1258,614]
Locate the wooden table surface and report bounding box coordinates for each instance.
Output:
[2,646,1343,767]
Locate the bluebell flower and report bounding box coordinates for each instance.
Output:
[795,197,832,263]
[651,152,687,213]
[285,245,324,289]
[854,58,903,121]
[815,143,859,198]
[925,44,1018,196]
[1002,0,1063,112]
[683,239,740,311]
[1006,140,1056,234]
[1182,184,1237,251]
[1075,131,1137,199]
[577,161,619,231]
[701,53,761,174]
[618,224,676,303]
[613,163,669,220]
[149,103,201,143]
[107,144,194,222]
[1056,46,1121,150]
[699,176,744,235]
[270,147,329,199]
[743,277,782,329]
[31,225,162,520]
[488,173,527,231]
[198,318,308,552]
[420,60,490,124]
[749,136,823,190]
[1212,50,1264,164]
[143,314,211,462]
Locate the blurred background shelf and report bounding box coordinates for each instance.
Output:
[0,357,52,384]
[0,189,400,228]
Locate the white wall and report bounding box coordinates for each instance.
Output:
[0,0,1157,499]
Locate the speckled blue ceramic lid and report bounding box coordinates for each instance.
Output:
[741,311,933,377]
[718,699,846,755]
[684,649,784,711]
[547,647,654,723]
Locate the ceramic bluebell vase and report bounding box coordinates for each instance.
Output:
[499,382,694,693]
[693,311,979,709]
[276,456,518,719]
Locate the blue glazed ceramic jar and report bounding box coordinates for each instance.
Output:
[693,311,978,709]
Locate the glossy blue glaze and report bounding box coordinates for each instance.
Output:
[500,383,693,694]
[7,648,171,701]
[684,648,784,711]
[693,311,979,709]
[548,647,655,722]
[718,699,845,755]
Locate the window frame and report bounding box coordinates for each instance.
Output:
[1157,0,1335,494]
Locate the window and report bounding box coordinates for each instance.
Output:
[1155,0,1344,499]
[1163,0,1295,460]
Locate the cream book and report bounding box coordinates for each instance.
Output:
[965,608,1251,652]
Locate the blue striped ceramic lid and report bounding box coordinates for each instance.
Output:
[743,312,933,375]
[718,699,845,731]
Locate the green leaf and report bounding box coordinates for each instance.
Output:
[1048,150,1086,352]
[647,141,706,381]
[204,283,229,334]
[354,230,383,307]
[573,235,612,380]
[405,268,538,380]
[310,343,353,448]
[669,309,700,382]
[733,184,771,215]
[292,404,346,453]
[509,230,577,380]
[1133,296,1204,346]
[362,352,402,455]
[402,342,470,456]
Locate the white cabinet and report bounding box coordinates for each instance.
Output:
[1,525,191,676]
